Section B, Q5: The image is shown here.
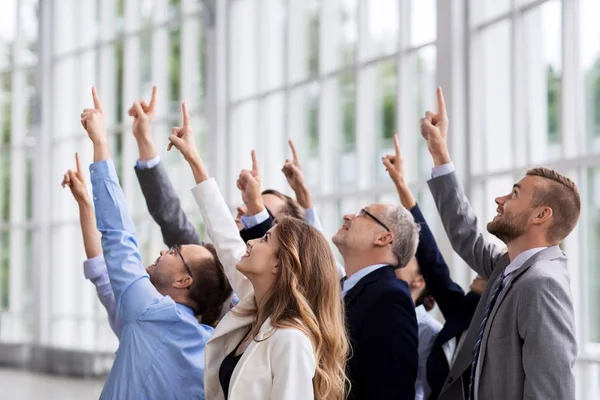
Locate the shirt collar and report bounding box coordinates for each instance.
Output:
[342,264,389,296]
[504,246,551,277]
[176,303,196,317]
[414,304,427,320]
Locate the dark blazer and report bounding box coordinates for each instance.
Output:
[344,266,418,400]
[134,162,272,245]
[410,204,480,400]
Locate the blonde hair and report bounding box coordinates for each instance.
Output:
[235,217,349,399]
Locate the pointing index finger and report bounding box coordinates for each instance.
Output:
[92,87,103,112]
[436,87,446,118]
[148,86,158,111]
[288,139,299,163]
[181,101,190,128]
[393,134,401,158]
[251,150,260,176]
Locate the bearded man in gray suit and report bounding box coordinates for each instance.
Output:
[420,88,579,400]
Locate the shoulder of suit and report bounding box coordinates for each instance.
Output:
[517,259,570,285]
[268,326,313,345]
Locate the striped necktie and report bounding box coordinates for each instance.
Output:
[468,272,506,400]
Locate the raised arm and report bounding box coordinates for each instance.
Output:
[382,135,468,318]
[61,153,123,337]
[167,102,253,300]
[82,87,163,320]
[129,86,200,247]
[421,88,505,279]
[282,139,323,232]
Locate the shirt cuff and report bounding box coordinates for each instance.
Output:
[90,159,118,182]
[241,208,270,229]
[83,255,108,280]
[431,162,455,179]
[135,155,161,170]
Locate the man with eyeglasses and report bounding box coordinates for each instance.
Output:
[332,200,421,399]
[78,88,232,400]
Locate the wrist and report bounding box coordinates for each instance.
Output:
[432,150,451,166]
[294,186,312,209]
[246,199,265,216]
[136,136,157,161]
[77,197,93,207]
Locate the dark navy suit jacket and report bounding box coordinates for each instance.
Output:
[345,266,418,400]
[410,205,480,400]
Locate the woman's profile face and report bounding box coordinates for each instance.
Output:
[236,226,280,279]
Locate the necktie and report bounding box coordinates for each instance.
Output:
[468,272,506,400]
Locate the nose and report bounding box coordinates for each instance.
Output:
[160,249,167,256]
[344,214,354,222]
[495,196,506,206]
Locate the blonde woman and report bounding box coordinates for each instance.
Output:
[167,102,349,400]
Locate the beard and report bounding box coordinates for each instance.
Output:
[487,210,529,244]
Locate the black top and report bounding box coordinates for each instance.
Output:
[219,334,247,399]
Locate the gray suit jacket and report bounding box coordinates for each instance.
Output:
[429,172,577,400]
[135,162,201,247]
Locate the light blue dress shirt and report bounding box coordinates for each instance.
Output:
[91,159,213,400]
[84,255,123,337]
[415,305,443,400]
[342,264,388,296]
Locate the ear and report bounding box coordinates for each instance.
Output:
[172,275,193,290]
[271,261,279,276]
[411,274,425,290]
[374,232,394,247]
[532,206,553,225]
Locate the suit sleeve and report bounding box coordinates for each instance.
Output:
[135,161,201,247]
[427,171,505,279]
[518,273,577,400]
[270,330,316,399]
[239,216,274,243]
[358,290,418,399]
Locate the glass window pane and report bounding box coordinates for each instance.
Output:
[19,0,38,66]
[581,0,600,153]
[410,0,436,47]
[1,72,10,146]
[307,0,320,77]
[169,25,181,113]
[588,167,600,343]
[259,0,286,91]
[363,0,398,61]
[140,30,153,92]
[341,0,357,67]
[1,150,10,222]
[0,230,9,309]
[230,0,259,100]
[477,20,512,173]
[470,0,511,26]
[414,46,437,180]
[524,0,562,164]
[115,39,125,123]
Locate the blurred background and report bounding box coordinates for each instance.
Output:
[0,0,599,398]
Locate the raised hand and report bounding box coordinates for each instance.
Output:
[168,101,197,161]
[420,87,450,166]
[237,150,264,215]
[129,85,158,138]
[61,153,90,204]
[382,134,416,209]
[81,87,107,145]
[282,139,313,209]
[382,134,405,186]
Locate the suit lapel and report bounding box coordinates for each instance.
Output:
[476,246,565,373]
[344,265,398,309]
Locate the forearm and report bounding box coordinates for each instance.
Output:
[78,200,102,259]
[293,185,313,209]
[136,136,158,162]
[188,154,210,184]
[93,140,110,162]
[394,180,416,210]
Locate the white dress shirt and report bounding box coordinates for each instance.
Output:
[415,305,443,400]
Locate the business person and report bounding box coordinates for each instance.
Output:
[81,88,231,400]
[382,134,484,399]
[421,88,578,400]
[330,184,420,397]
[168,101,349,400]
[128,86,303,246]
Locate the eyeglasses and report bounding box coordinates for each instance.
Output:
[172,245,193,288]
[356,208,391,233]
